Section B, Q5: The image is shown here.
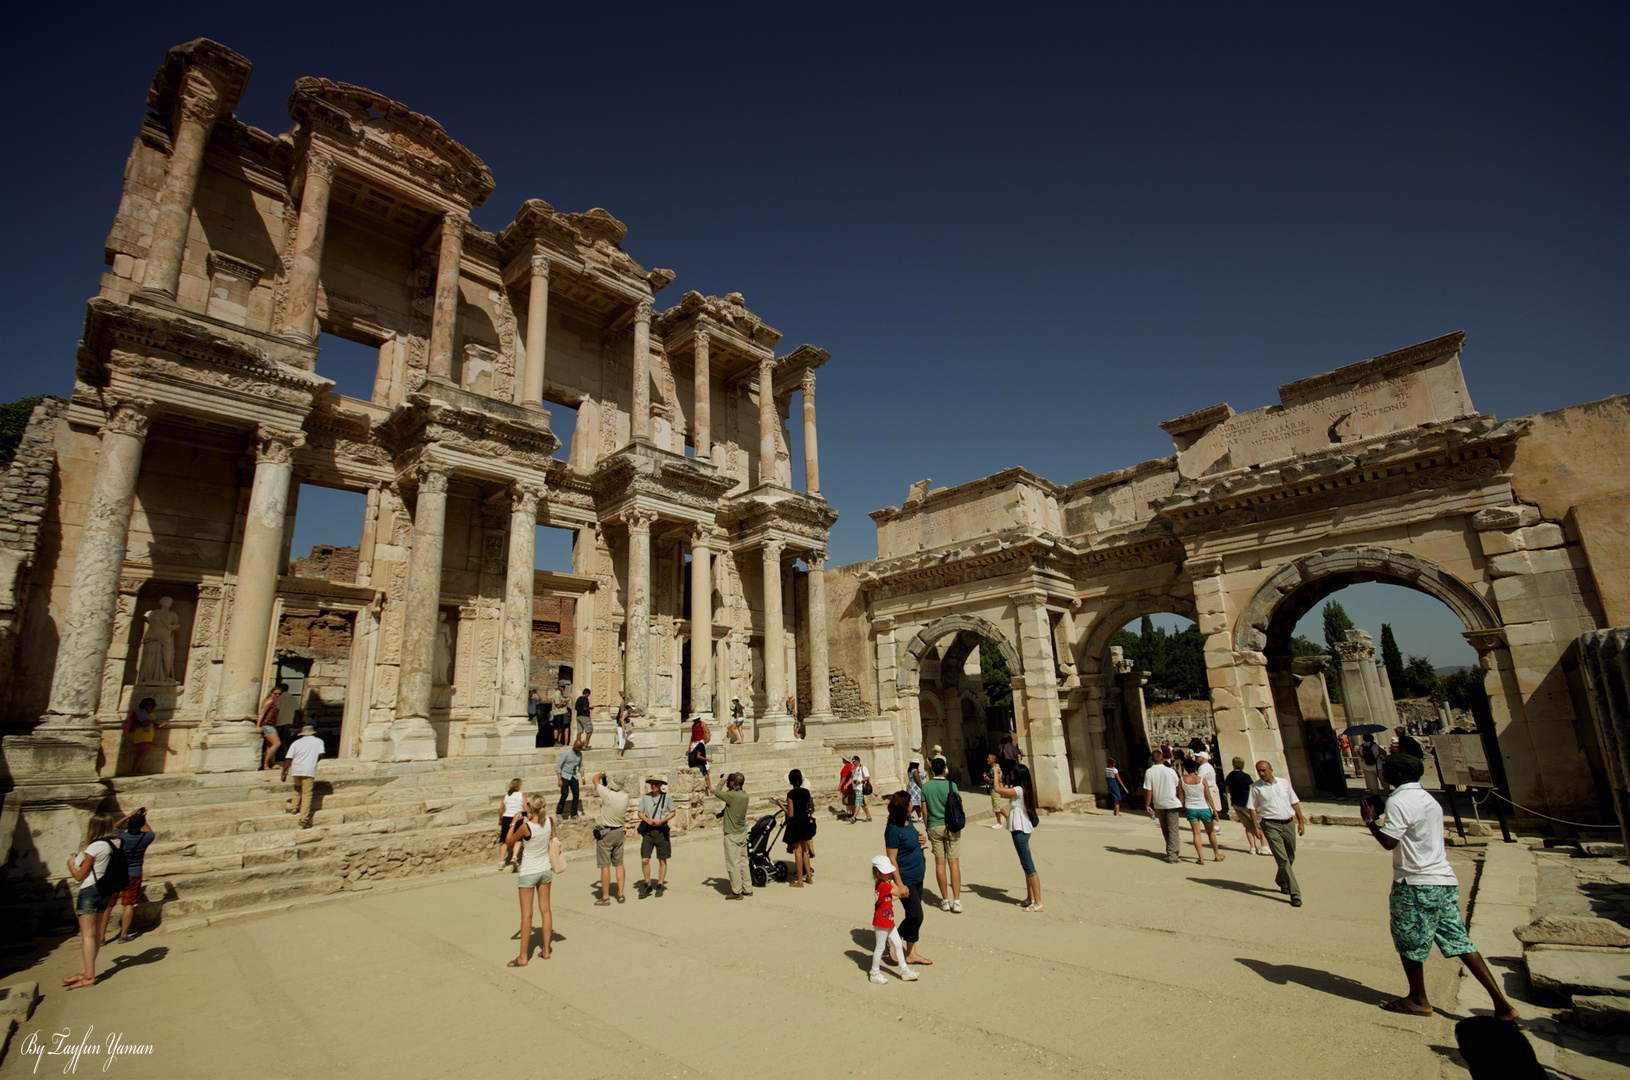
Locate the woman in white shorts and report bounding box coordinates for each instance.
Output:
[507,795,554,966]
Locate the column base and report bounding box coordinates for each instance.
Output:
[757,711,797,745]
[388,717,438,761]
[493,718,535,756]
[1,726,105,789]
[357,723,393,762]
[195,721,262,773]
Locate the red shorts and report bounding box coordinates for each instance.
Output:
[116,877,143,906]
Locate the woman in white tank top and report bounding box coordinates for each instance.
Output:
[1178,758,1224,864]
[507,795,554,966]
[499,778,525,871]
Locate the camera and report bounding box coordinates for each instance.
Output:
[1360,793,1387,818]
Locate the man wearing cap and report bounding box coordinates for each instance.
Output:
[280,724,325,828]
[713,772,752,898]
[637,775,676,898]
[590,772,630,905]
[1195,752,1221,815]
[1361,754,1519,1019]
[930,744,948,774]
[109,808,155,943]
[1394,726,1424,760]
[1248,760,1306,906]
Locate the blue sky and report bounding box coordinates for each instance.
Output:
[2,3,1623,672]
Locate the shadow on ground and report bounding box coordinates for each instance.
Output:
[1189,877,1288,901]
[1103,846,1171,862]
[1235,958,1387,1006]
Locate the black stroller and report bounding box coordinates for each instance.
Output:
[746,809,791,887]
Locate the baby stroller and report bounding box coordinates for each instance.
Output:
[746,809,791,888]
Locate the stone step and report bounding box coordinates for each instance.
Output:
[1525,946,1630,999]
[148,856,345,899]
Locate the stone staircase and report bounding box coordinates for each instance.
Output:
[3,735,853,941]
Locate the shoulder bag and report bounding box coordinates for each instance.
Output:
[546,819,566,872]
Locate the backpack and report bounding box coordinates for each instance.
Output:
[687,742,704,769]
[1361,742,1380,766]
[943,780,966,832]
[91,837,130,895]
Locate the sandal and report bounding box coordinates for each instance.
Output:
[616,895,625,904]
[1379,999,1433,1016]
[594,898,612,906]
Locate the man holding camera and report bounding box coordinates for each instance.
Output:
[637,775,675,898]
[1360,754,1518,1020]
[589,772,629,905]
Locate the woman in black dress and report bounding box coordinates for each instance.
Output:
[775,768,818,886]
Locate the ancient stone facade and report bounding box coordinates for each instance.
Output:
[838,333,1628,820]
[0,39,838,796]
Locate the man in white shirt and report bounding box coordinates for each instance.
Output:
[1248,761,1306,907]
[1360,754,1518,1020]
[280,724,325,828]
[1195,752,1220,812]
[1141,753,1184,863]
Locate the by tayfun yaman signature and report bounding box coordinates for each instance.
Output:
[18,1028,153,1073]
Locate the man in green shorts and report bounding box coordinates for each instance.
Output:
[921,759,963,912]
[1360,754,1518,1020]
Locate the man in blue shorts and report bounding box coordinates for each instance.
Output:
[1360,754,1518,1020]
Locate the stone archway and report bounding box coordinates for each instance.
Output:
[1080,594,1200,668]
[900,613,1022,688]
[1230,545,1502,793]
[895,613,1023,784]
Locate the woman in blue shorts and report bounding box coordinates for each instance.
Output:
[1179,758,1224,864]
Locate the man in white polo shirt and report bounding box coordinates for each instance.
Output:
[280,724,325,828]
[1248,760,1306,907]
[1141,752,1184,863]
[1360,753,1518,1020]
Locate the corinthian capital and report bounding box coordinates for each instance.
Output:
[530,251,552,278]
[623,508,656,535]
[417,461,452,493]
[807,548,828,571]
[255,425,306,464]
[635,298,654,322]
[800,369,817,397]
[694,328,711,355]
[689,522,714,547]
[511,480,546,516]
[442,211,469,239]
[176,67,224,128]
[304,148,337,185]
[100,398,154,439]
[762,538,785,561]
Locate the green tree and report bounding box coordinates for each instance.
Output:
[1290,634,1323,657]
[1321,601,1355,704]
[0,395,59,468]
[1110,617,1206,701]
[1399,655,1439,699]
[979,639,1012,711]
[1441,668,1482,711]
[1379,623,1405,692]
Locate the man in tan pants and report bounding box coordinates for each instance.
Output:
[281,724,325,827]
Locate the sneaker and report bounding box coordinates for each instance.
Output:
[498,859,509,869]
[1290,897,1303,908]
[951,899,963,914]
[939,899,953,912]
[868,972,888,984]
[900,970,919,981]
[654,883,666,897]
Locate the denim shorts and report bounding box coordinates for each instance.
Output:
[518,870,554,888]
[76,882,110,916]
[1011,830,1037,877]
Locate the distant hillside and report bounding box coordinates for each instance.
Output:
[1435,666,1475,677]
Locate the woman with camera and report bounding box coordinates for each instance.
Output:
[506,795,555,966]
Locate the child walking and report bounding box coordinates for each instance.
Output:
[869,855,917,984]
[1105,756,1127,815]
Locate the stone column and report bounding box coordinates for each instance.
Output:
[623,510,654,710]
[497,482,544,752]
[692,326,711,459]
[760,539,794,742]
[520,249,550,408]
[141,72,231,298]
[757,356,777,486]
[800,370,820,495]
[630,299,654,442]
[199,426,304,772]
[427,212,467,382]
[37,401,150,728]
[689,525,713,723]
[1012,590,1071,807]
[806,550,833,726]
[278,150,336,342]
[392,462,450,760]
[1190,557,1287,782]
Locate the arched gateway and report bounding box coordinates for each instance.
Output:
[848,335,1627,821]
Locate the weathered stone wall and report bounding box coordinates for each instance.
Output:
[0,399,68,720]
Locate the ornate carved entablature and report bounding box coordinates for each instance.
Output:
[1150,415,1530,537]
[495,201,663,320]
[380,393,561,485]
[80,299,331,429]
[655,291,785,382]
[859,535,1056,600]
[287,77,495,210]
[146,39,253,134]
[589,441,738,522]
[723,487,838,554]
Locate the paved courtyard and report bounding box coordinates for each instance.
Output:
[4,813,1488,1079]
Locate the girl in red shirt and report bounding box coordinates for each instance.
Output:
[868,855,916,983]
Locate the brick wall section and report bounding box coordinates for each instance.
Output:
[289,545,359,584]
[0,400,69,705]
[531,595,574,660]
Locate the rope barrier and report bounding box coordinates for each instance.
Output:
[1478,788,1613,831]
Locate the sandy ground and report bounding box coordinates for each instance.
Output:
[2,811,1485,1079]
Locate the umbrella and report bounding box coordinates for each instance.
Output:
[1343,724,1389,735]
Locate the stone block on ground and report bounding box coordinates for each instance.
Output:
[1525,947,1630,998]
[1516,914,1630,949]
[1568,994,1630,1034]
[0,982,38,1026]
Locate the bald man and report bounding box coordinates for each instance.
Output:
[1248,760,1306,908]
